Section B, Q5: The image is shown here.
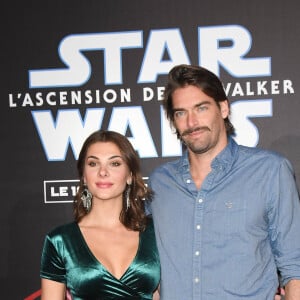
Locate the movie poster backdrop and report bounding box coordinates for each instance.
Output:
[1,1,299,298]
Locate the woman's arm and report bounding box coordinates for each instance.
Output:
[153,290,160,300]
[153,285,160,300]
[41,278,66,300]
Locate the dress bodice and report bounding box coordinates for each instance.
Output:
[41,218,160,299]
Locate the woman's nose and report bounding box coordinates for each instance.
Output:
[98,165,108,177]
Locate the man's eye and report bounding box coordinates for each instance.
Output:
[198,105,208,111]
[174,111,185,118]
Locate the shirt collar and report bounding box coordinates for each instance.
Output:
[179,136,238,172]
[212,136,238,170]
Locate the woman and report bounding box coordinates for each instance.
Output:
[40,130,160,299]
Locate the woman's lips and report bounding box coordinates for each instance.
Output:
[96,182,113,188]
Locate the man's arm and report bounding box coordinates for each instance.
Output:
[285,279,300,300]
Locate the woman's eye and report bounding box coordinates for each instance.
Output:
[88,161,97,167]
[110,161,121,167]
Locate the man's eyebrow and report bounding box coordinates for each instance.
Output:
[194,100,212,107]
[173,100,212,111]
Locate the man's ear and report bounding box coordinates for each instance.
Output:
[220,100,229,119]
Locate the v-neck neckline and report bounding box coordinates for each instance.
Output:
[74,222,141,280]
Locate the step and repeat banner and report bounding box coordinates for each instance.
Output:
[2,1,299,298]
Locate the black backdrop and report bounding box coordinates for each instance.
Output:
[1,1,299,299]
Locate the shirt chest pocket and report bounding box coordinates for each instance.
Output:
[205,199,246,238]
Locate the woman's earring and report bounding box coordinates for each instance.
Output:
[125,185,131,210]
[81,185,92,212]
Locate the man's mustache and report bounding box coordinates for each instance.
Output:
[181,126,210,137]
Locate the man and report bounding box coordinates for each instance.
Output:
[148,64,300,299]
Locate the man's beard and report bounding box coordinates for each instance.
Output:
[180,126,212,154]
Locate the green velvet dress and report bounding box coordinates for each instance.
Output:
[40,218,160,299]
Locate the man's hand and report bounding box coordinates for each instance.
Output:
[275,287,285,300]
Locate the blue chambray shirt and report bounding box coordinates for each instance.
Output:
[148,137,300,300]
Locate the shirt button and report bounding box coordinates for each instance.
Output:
[196,224,201,230]
[186,179,191,183]
[198,198,203,203]
[195,251,200,256]
[194,277,200,283]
